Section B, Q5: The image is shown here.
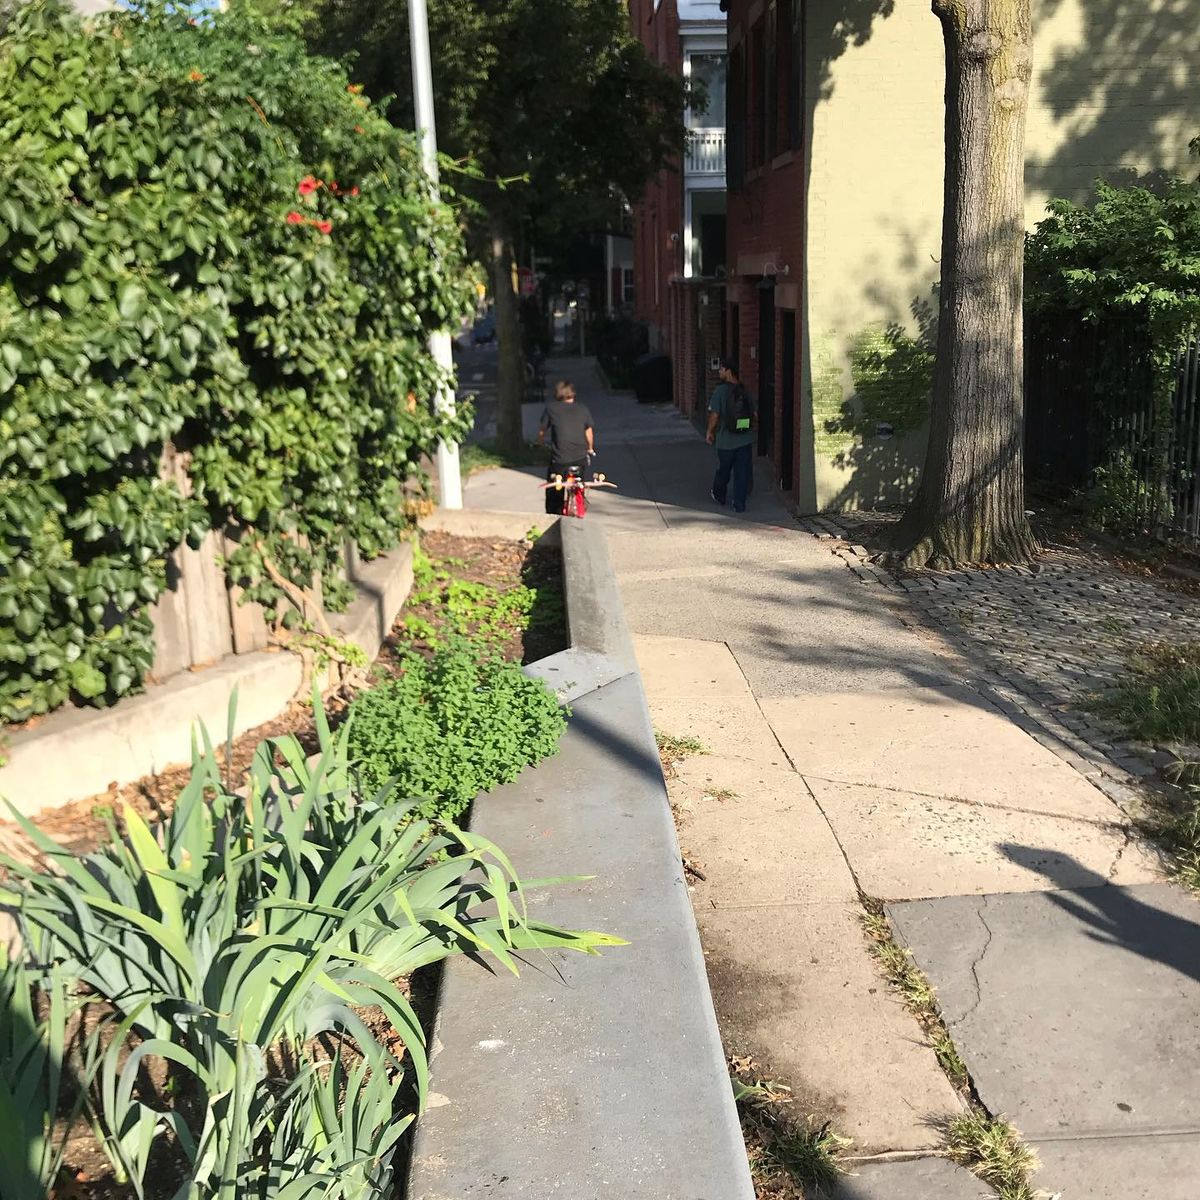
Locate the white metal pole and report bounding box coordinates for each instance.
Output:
[408,0,462,510]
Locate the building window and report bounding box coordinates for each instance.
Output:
[749,22,764,167]
[688,53,726,130]
[764,2,778,162]
[622,268,636,305]
[728,40,746,190]
[788,0,804,150]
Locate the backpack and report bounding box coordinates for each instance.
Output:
[724,383,754,435]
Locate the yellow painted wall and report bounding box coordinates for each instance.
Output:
[802,0,1200,513]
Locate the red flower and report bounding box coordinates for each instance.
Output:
[349,186,360,197]
[189,69,204,83]
[348,84,363,95]
[297,175,320,196]
[285,211,305,225]
[316,220,333,235]
[354,125,365,135]
[329,181,340,193]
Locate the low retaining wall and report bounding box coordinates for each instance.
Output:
[0,542,414,816]
[408,513,754,1199]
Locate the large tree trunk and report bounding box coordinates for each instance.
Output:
[891,0,1038,568]
[491,219,525,454]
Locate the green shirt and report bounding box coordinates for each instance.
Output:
[708,382,756,451]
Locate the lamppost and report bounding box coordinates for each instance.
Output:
[408,0,462,509]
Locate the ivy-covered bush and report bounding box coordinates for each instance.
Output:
[348,643,568,821]
[0,1,475,722]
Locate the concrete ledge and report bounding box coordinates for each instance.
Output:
[420,508,558,543]
[332,540,414,663]
[0,650,301,817]
[408,516,753,1199]
[0,542,415,816]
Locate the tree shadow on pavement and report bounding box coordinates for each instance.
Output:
[998,843,1200,987]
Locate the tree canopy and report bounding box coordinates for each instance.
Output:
[300,0,687,243]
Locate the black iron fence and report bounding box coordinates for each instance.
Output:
[1025,313,1200,550]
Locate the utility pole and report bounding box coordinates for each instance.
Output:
[408,0,462,509]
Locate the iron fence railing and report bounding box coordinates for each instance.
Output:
[1025,314,1200,552]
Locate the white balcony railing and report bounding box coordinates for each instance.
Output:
[685,129,726,176]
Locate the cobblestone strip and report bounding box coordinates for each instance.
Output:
[796,513,1200,816]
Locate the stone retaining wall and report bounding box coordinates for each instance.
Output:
[0,541,414,816]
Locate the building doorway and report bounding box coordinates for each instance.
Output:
[757,283,775,460]
[780,310,796,491]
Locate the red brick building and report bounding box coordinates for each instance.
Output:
[723,0,805,497]
[630,0,727,419]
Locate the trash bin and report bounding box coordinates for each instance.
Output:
[632,353,672,403]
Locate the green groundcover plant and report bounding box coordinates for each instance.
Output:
[0,0,476,723]
[349,642,568,822]
[0,702,617,1198]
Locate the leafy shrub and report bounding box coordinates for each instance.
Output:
[1099,640,1200,744]
[1081,449,1165,537]
[0,702,615,1197]
[349,643,567,820]
[0,1,475,721]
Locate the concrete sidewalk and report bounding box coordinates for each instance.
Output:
[465,359,1200,1198]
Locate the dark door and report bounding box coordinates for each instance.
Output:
[757,284,776,459]
[780,310,796,490]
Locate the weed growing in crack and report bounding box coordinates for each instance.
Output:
[945,1112,1040,1200]
[732,1066,849,1197]
[655,731,707,778]
[859,904,971,1088]
[861,902,1042,1199]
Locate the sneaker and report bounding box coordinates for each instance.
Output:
[710,489,725,506]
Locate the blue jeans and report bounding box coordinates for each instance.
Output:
[712,444,752,512]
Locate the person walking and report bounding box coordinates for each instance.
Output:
[706,357,756,513]
[537,379,595,514]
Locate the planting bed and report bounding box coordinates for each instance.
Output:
[1,530,573,1200]
[1,531,565,861]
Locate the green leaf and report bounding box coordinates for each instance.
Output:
[117,281,147,320]
[68,660,106,699]
[61,283,89,312]
[62,105,88,136]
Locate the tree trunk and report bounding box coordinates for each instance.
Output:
[891,0,1038,568]
[491,219,525,454]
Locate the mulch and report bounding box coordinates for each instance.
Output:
[1,531,566,861]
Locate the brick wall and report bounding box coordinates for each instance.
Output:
[630,0,685,344]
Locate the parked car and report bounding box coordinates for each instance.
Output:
[472,312,496,344]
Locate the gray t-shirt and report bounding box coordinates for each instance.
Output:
[540,400,594,464]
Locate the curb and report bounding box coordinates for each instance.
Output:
[407,513,753,1199]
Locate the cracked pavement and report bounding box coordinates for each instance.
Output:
[465,362,1200,1198]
